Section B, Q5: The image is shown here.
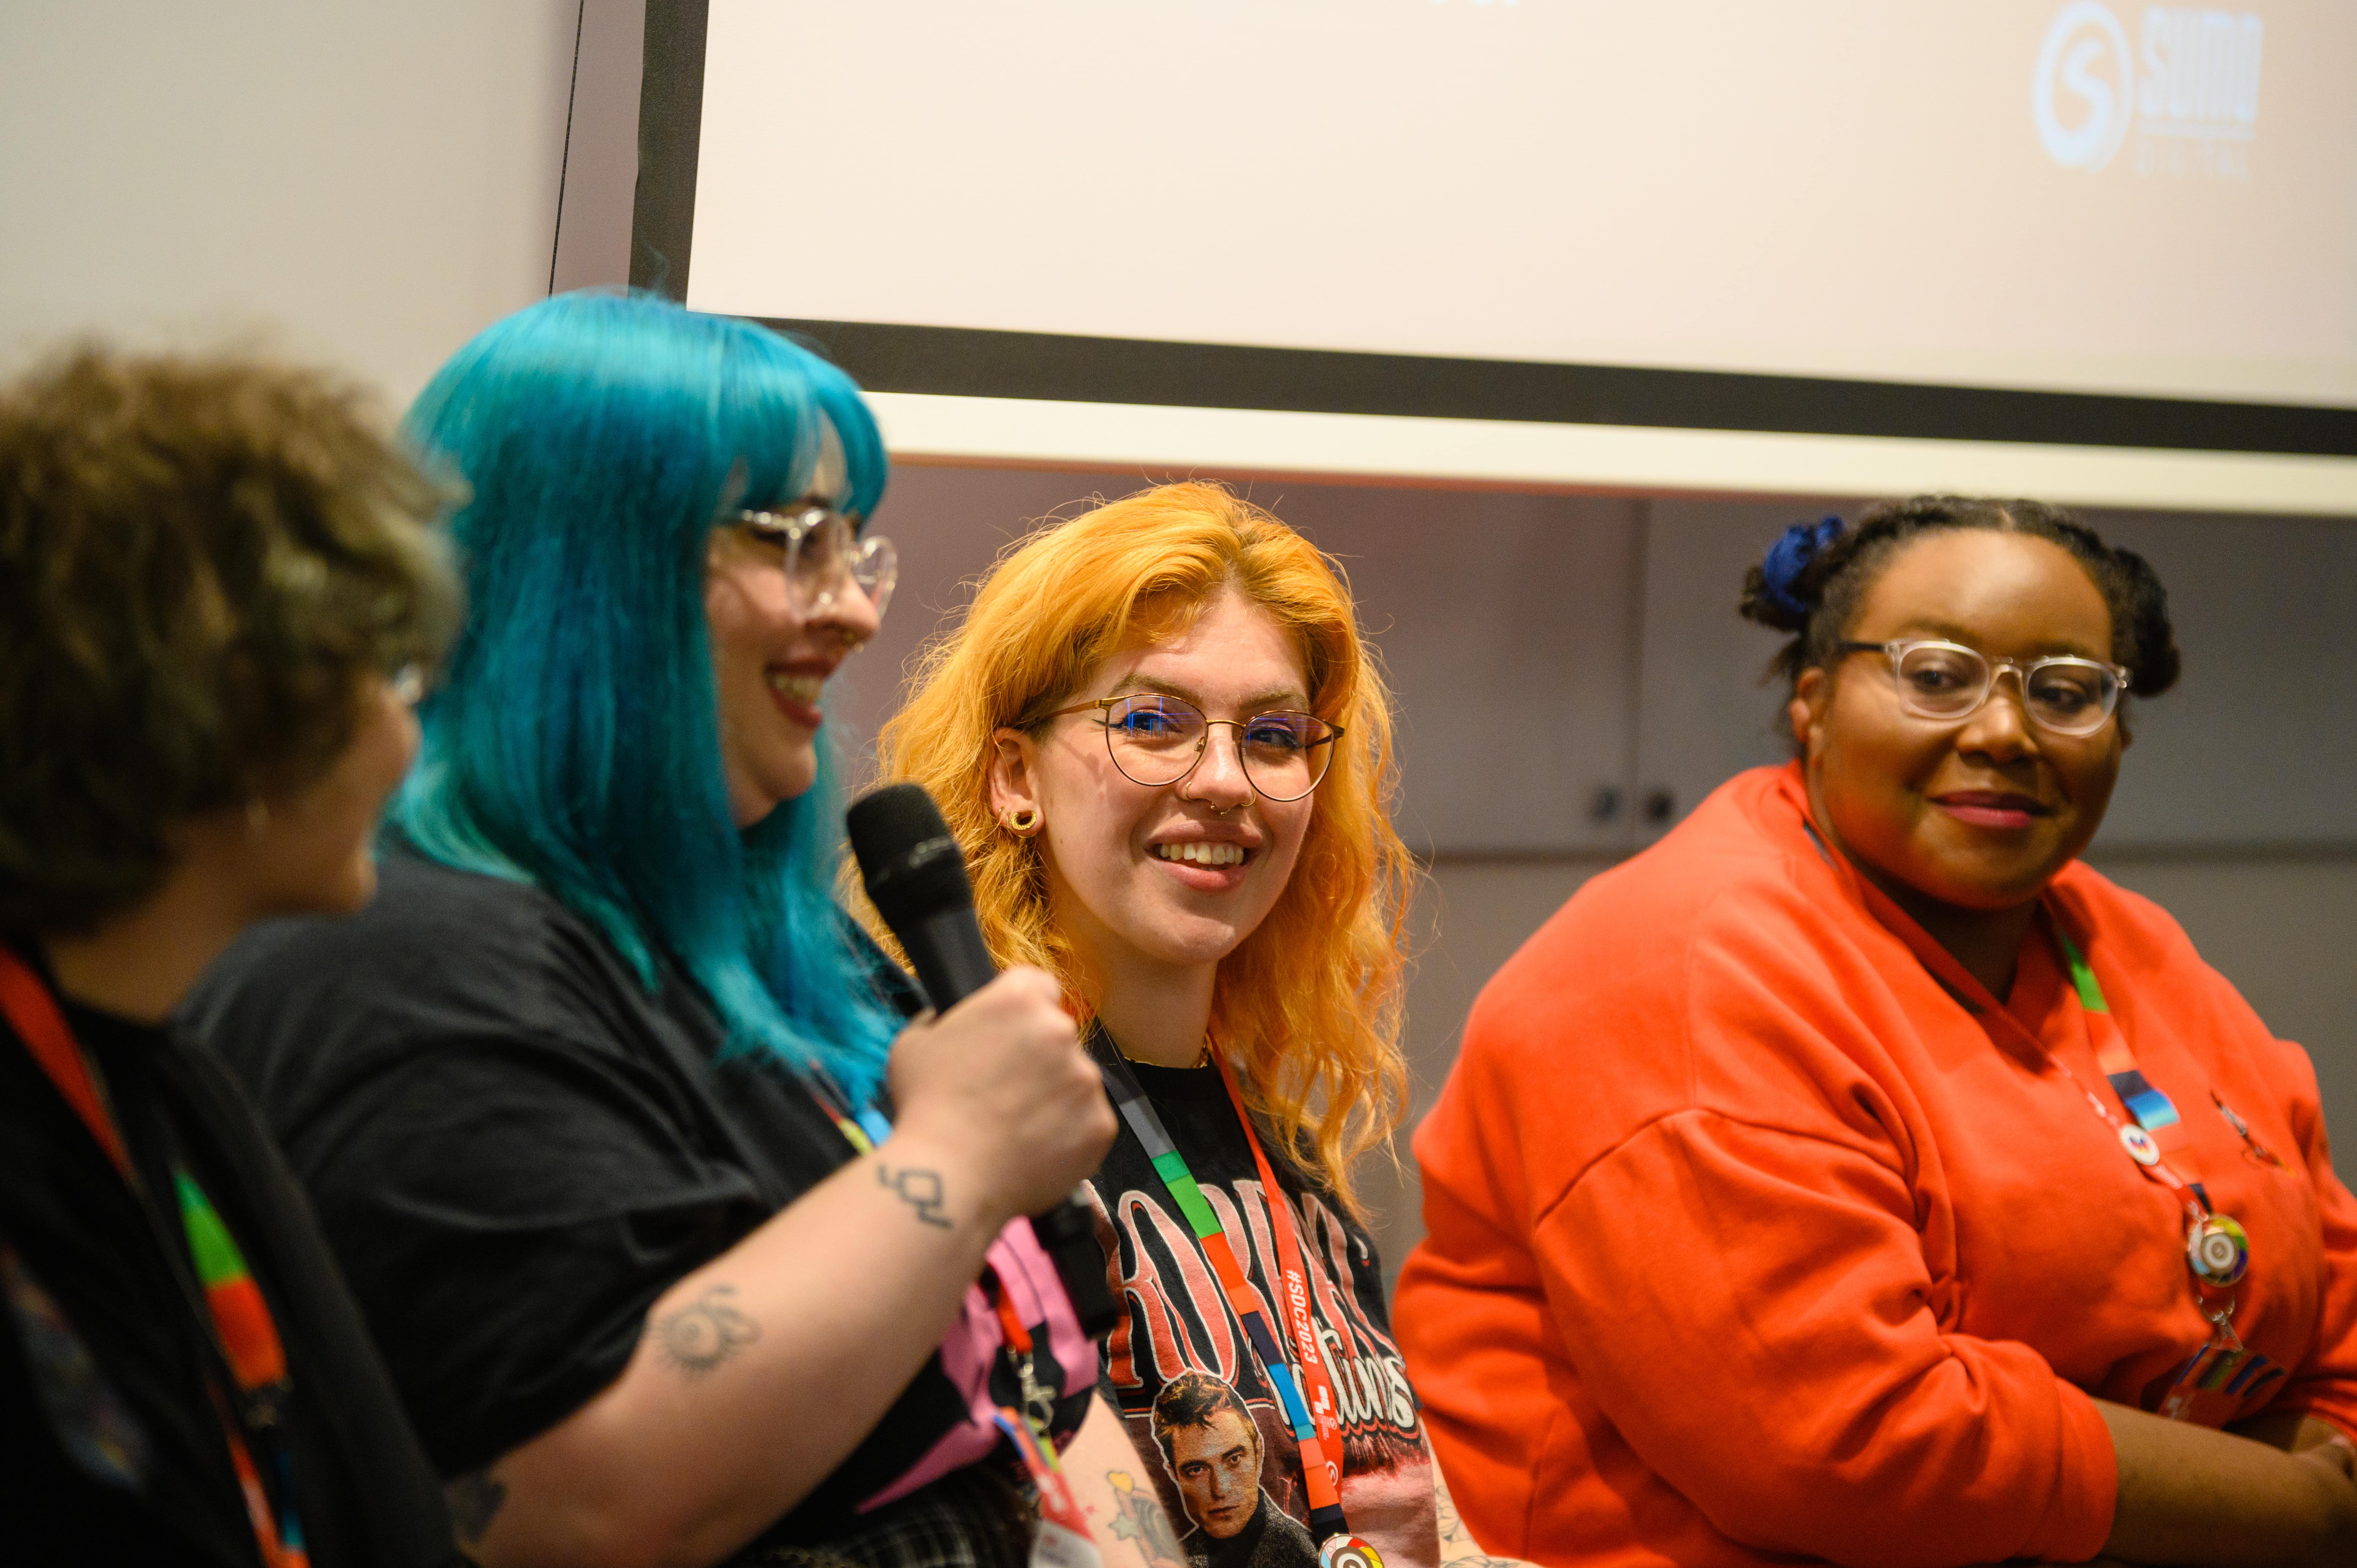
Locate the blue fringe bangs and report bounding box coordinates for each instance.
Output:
[389,289,897,1105]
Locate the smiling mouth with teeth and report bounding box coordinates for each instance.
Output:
[766,671,824,703]
[1154,842,1248,867]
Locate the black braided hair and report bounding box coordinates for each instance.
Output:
[1739,496,2182,705]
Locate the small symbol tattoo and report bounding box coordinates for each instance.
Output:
[652,1284,761,1377]
[879,1163,952,1228]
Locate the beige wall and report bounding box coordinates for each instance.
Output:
[1361,850,2357,1289]
[1,3,576,406]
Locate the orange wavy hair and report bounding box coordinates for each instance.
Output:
[865,481,1413,1213]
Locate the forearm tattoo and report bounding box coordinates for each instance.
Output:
[446,1468,507,1544]
[877,1162,952,1228]
[652,1283,761,1377]
[1436,1469,1534,1567]
[1102,1468,1185,1568]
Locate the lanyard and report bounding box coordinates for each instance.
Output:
[795,1059,1101,1566]
[0,946,311,1568]
[1096,1039,1355,1547]
[2049,928,2250,1292]
[2044,928,2287,1416]
[1806,814,2285,1422]
[799,1062,894,1154]
[1810,830,2255,1296]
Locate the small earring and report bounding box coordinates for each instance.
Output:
[1004,807,1041,836]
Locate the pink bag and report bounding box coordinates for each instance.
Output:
[856,1218,1098,1511]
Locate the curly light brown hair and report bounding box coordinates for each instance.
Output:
[0,347,462,933]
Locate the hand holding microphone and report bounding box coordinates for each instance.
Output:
[885,969,1112,1223]
[848,783,1122,1338]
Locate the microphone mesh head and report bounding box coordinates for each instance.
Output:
[847,783,974,929]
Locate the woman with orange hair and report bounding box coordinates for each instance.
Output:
[873,482,1519,1568]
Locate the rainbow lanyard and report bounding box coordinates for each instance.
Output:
[1811,818,2289,1420]
[0,947,310,1568]
[1096,1039,1357,1551]
[2048,929,2285,1413]
[796,1064,1103,1561]
[2050,930,2240,1272]
[799,1059,894,1155]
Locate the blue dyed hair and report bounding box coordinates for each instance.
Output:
[389,290,897,1103]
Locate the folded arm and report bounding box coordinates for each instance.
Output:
[1541,1111,2357,1568]
[2097,1400,2356,1566]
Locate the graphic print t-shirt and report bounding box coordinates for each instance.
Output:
[1082,1036,1437,1568]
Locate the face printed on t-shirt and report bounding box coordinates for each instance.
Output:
[1164,1400,1263,1539]
[1094,1142,1436,1566]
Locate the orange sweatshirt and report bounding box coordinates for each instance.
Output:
[1395,764,2357,1568]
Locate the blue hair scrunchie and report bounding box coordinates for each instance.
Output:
[1758,515,1845,623]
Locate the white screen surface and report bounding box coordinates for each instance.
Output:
[684,0,2357,411]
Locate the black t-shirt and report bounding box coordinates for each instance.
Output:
[0,947,456,1568]
[181,853,1077,1553]
[1082,1033,1438,1568]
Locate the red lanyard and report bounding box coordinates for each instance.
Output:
[799,1063,1101,1562]
[1212,1053,1352,1510]
[1096,1037,1354,1544]
[0,948,131,1174]
[0,946,310,1568]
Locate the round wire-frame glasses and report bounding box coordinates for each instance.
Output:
[1837,638,2129,737]
[732,505,898,621]
[1042,693,1343,802]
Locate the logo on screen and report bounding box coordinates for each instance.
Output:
[2034,4,2263,178]
[2034,2,2135,171]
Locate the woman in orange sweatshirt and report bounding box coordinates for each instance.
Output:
[1394,496,2357,1568]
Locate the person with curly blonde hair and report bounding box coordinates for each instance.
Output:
[872,481,1523,1568]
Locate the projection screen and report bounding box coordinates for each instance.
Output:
[632,0,2357,511]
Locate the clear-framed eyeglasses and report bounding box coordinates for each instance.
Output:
[731,505,897,621]
[1837,638,2129,737]
[1042,694,1344,803]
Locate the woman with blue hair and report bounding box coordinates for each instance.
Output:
[183,292,1121,1568]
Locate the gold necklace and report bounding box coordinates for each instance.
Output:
[1116,1037,1212,1070]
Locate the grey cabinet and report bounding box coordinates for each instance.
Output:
[1279,487,1640,856]
[864,468,1644,856]
[841,464,1128,788]
[2079,508,2357,850]
[1630,497,1849,846]
[1624,498,2357,853]
[860,469,2357,858]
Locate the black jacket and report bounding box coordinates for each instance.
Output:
[0,946,460,1568]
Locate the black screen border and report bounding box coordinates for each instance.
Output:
[633,0,2355,460]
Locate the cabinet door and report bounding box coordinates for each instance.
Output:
[1279,486,1641,855]
[845,464,1154,787]
[1631,496,1848,844]
[2077,509,2357,850]
[860,470,1641,856]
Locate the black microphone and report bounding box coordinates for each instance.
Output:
[847,782,1121,1341]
